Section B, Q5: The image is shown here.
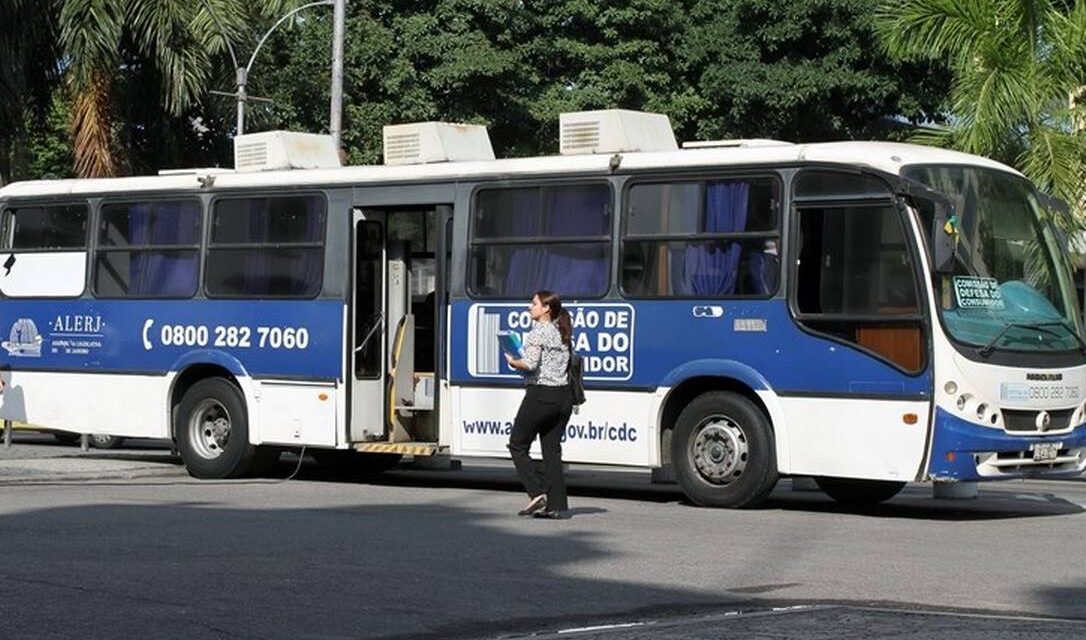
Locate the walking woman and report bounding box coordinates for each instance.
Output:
[504,290,573,519]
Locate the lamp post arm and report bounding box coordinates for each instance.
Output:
[246,0,334,75]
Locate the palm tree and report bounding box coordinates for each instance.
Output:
[874,0,1086,218]
[0,0,62,185]
[2,1,303,179]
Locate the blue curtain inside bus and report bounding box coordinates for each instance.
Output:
[503,186,609,297]
[676,181,749,295]
[128,201,200,296]
[234,197,323,295]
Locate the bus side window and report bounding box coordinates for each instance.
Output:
[206,195,325,298]
[621,177,780,298]
[0,203,89,298]
[468,184,611,299]
[794,201,924,371]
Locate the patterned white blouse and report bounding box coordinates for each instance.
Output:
[520,320,569,386]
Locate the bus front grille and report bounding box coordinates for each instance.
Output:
[1001,408,1075,434]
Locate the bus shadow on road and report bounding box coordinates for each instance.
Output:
[286,459,1084,520]
[766,485,1084,521]
[289,458,685,506]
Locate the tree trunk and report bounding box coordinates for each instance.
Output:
[0,135,11,187]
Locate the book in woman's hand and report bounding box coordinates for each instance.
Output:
[497,330,523,359]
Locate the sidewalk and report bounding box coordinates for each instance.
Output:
[0,433,183,483]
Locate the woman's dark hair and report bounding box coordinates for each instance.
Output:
[535,289,572,347]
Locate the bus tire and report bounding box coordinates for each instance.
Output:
[672,391,778,508]
[176,378,257,479]
[53,432,81,445]
[814,477,905,505]
[90,434,125,449]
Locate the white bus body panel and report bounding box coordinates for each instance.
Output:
[0,370,171,438]
[450,386,657,466]
[775,396,930,481]
[254,380,338,447]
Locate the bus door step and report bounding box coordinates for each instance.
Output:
[353,442,443,457]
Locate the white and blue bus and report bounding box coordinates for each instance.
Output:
[1,111,1083,507]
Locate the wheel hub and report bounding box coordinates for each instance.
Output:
[189,399,231,460]
[690,417,748,484]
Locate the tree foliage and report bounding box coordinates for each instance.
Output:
[4,1,954,180]
[682,0,950,142]
[875,0,1086,217]
[250,0,948,165]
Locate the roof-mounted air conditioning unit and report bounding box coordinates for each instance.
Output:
[382,122,495,165]
[559,109,678,155]
[234,131,341,172]
[682,139,793,149]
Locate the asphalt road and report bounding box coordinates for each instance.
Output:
[2,434,1086,639]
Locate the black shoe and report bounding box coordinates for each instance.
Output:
[533,509,563,519]
[518,495,547,517]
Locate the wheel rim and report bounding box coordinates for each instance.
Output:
[689,414,749,485]
[187,398,232,460]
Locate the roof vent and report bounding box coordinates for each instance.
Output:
[559,109,677,155]
[234,131,341,173]
[382,122,494,165]
[682,139,793,149]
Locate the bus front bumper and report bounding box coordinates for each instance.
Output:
[928,407,1086,481]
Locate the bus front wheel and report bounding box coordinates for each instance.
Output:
[814,477,905,505]
[176,378,258,479]
[672,391,778,508]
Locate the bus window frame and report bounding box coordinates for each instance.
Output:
[466,179,614,300]
[618,172,783,300]
[786,168,931,376]
[204,191,329,300]
[1,199,91,254]
[0,198,92,300]
[91,196,204,300]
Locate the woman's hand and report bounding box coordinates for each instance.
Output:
[505,352,526,370]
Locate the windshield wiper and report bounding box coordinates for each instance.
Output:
[1032,320,1086,354]
[978,321,1084,357]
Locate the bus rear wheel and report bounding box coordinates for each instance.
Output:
[91,434,125,449]
[176,378,258,479]
[814,477,905,505]
[671,391,778,508]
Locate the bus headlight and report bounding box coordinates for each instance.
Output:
[944,381,958,395]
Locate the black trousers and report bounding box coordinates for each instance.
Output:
[507,384,572,511]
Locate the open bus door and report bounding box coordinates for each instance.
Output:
[349,206,449,457]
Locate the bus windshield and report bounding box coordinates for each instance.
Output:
[904,165,1083,354]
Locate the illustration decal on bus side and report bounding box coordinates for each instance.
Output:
[467,303,634,381]
[3,318,44,357]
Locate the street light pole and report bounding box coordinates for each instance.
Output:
[235,67,248,135]
[330,0,346,151]
[203,0,336,137]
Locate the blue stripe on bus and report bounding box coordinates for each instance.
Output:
[449,299,930,395]
[0,299,344,380]
[928,406,1086,480]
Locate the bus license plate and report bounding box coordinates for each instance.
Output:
[1031,442,1061,462]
